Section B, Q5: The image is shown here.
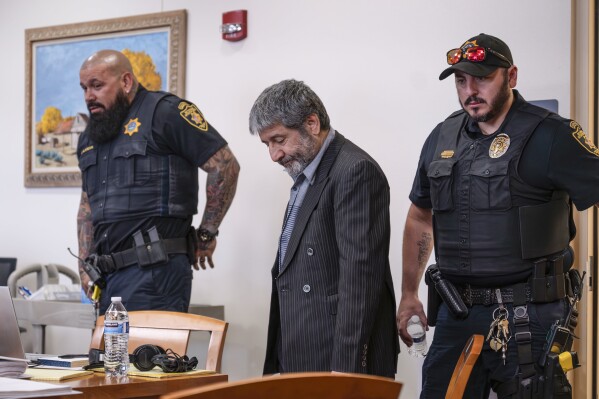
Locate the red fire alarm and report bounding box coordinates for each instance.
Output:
[221,10,247,41]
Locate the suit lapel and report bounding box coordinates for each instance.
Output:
[279,133,346,274]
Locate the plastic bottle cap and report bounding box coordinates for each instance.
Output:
[111,297,122,301]
[410,315,420,323]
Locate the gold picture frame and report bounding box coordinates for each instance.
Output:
[24,9,187,187]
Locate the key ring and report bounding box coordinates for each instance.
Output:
[492,306,509,321]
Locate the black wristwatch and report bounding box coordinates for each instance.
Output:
[197,228,219,243]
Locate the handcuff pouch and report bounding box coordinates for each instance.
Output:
[133,226,168,268]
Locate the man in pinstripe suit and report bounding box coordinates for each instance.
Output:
[249,79,399,378]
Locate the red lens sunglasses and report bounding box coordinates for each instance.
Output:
[446,46,512,66]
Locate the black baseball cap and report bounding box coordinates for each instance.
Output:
[439,33,513,80]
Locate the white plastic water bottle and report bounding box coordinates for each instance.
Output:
[104,297,129,376]
[406,315,428,357]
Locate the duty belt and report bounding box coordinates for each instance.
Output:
[112,237,188,269]
[457,284,534,306]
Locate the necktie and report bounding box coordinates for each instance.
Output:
[278,174,305,271]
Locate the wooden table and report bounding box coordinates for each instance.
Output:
[28,372,228,399]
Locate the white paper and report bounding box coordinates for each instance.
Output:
[0,376,76,398]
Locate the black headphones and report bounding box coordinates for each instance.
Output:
[87,345,198,373]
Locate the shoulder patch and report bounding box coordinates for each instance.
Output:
[570,120,599,157]
[178,101,208,131]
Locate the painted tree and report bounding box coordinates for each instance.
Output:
[122,49,162,91]
[36,106,63,135]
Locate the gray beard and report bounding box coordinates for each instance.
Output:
[282,133,318,179]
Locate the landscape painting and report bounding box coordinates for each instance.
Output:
[24,10,187,187]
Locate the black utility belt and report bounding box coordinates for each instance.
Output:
[111,236,188,270]
[425,263,572,325]
[458,271,568,306]
[457,284,536,306]
[88,226,192,275]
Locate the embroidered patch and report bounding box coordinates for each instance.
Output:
[123,118,141,136]
[571,120,599,157]
[460,40,478,53]
[178,101,208,131]
[489,133,510,158]
[81,145,94,155]
[440,150,454,159]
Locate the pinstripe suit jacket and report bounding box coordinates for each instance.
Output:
[264,132,399,378]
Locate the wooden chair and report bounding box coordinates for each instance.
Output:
[445,334,484,399]
[159,372,402,399]
[90,310,228,373]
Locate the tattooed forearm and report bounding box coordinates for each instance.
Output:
[416,232,432,268]
[77,192,94,287]
[199,145,240,231]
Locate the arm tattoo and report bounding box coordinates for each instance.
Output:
[416,232,432,268]
[77,192,94,284]
[199,145,240,231]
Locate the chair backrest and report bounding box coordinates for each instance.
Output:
[159,372,402,399]
[445,334,484,399]
[7,263,79,296]
[90,310,228,373]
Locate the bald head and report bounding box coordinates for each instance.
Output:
[81,49,133,77]
[79,49,138,111]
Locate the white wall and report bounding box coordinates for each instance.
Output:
[0,1,571,397]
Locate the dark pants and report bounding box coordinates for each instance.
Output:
[421,299,570,398]
[99,254,193,314]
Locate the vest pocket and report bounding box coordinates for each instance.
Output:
[427,159,455,212]
[79,150,98,195]
[112,141,150,187]
[470,166,511,210]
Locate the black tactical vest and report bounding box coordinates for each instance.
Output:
[430,103,570,285]
[78,90,199,225]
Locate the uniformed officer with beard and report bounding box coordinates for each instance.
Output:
[397,33,599,398]
[77,49,239,314]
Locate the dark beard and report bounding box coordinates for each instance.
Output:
[87,91,131,144]
[467,71,511,123]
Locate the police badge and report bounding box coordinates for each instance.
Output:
[489,133,510,158]
[123,118,141,136]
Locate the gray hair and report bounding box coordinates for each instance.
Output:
[249,79,330,135]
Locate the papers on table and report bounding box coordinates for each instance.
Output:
[0,376,77,398]
[25,368,93,381]
[87,364,216,378]
[0,356,27,378]
[127,365,216,379]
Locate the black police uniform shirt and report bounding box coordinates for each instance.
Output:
[409,90,599,284]
[79,87,227,255]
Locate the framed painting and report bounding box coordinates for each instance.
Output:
[24,9,187,187]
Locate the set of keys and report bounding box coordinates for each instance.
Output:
[486,289,512,365]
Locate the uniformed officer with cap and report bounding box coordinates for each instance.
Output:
[77,49,240,314]
[397,33,599,398]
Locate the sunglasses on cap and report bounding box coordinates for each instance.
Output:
[446,46,512,66]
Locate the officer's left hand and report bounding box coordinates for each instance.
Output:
[397,296,427,346]
[194,238,217,270]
